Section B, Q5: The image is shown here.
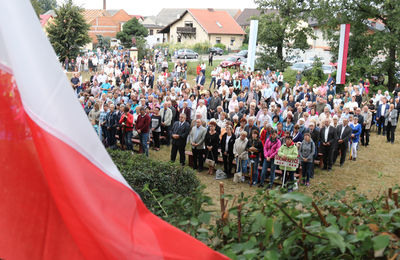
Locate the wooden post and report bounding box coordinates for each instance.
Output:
[219,182,225,213]
[389,188,393,199]
[394,192,399,208]
[238,203,242,242]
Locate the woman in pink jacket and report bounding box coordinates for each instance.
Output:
[259,129,281,188]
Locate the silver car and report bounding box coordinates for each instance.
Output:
[176,49,198,59]
[291,62,312,72]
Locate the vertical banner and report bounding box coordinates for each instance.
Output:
[247,20,258,72]
[336,24,350,84]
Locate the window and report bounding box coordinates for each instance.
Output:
[149,29,154,35]
[184,21,193,27]
[216,21,222,28]
[216,37,221,44]
[230,37,235,46]
[157,38,160,42]
[177,36,181,43]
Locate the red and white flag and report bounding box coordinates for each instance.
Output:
[336,24,350,85]
[0,2,227,259]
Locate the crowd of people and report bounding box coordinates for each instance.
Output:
[69,47,400,189]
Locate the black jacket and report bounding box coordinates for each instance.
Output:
[221,133,236,156]
[319,126,337,145]
[336,125,352,144]
[106,111,119,128]
[171,121,191,146]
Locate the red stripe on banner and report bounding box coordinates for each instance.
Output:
[341,24,350,84]
[0,69,227,259]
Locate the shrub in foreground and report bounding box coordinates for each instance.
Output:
[109,151,400,259]
[108,149,200,209]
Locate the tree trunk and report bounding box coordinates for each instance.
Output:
[387,46,396,92]
[277,42,283,70]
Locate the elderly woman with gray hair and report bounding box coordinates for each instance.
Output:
[299,132,315,186]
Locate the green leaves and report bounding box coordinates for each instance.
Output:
[46,0,90,61]
[325,226,346,253]
[109,150,400,259]
[280,192,312,205]
[372,235,390,257]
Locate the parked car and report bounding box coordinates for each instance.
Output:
[305,56,325,64]
[220,56,244,68]
[209,47,223,56]
[286,55,303,65]
[322,65,336,74]
[236,50,248,58]
[176,49,198,59]
[290,62,312,72]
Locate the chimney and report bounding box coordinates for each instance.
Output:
[208,8,214,12]
[103,0,106,10]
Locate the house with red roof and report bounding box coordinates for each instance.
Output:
[82,9,143,43]
[159,9,245,50]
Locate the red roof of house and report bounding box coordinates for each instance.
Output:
[188,9,245,35]
[39,14,52,27]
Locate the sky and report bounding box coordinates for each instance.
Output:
[63,0,258,16]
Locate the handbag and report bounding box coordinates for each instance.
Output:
[233,159,243,183]
[205,150,216,167]
[132,128,139,138]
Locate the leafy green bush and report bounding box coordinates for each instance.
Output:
[108,150,200,209]
[145,182,400,259]
[283,68,298,86]
[193,42,211,54]
[108,151,400,259]
[241,44,248,51]
[303,58,325,86]
[214,43,227,50]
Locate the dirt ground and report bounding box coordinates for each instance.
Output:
[149,132,400,209]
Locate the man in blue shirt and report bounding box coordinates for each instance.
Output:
[101,80,112,94]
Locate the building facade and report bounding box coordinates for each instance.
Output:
[160,9,245,50]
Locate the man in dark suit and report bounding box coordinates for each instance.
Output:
[319,118,337,171]
[376,97,389,135]
[170,113,191,166]
[334,118,352,166]
[195,71,206,90]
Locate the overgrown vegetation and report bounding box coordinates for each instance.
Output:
[108,150,200,209]
[110,150,400,259]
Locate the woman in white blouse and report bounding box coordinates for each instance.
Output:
[196,99,207,123]
[228,94,239,114]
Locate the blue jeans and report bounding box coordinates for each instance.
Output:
[236,158,248,174]
[301,161,313,183]
[249,157,259,184]
[261,158,276,187]
[140,132,149,157]
[125,131,133,151]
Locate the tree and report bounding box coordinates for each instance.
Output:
[254,0,314,71]
[39,0,57,13]
[313,0,400,90]
[96,35,111,50]
[30,0,42,17]
[46,0,91,62]
[116,18,148,48]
